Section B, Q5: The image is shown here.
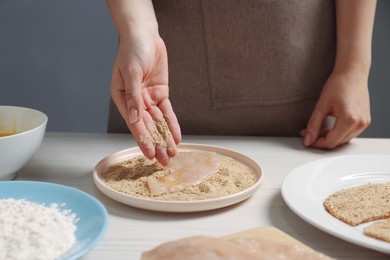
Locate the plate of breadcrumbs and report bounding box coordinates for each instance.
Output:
[281,154,390,255]
[93,143,263,212]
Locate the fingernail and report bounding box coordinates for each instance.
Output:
[128,107,138,124]
[166,139,177,157]
[304,133,312,146]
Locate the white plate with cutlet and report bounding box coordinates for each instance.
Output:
[281,154,390,255]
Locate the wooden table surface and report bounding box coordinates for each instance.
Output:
[15,132,390,259]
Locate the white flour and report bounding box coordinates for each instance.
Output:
[0,198,77,260]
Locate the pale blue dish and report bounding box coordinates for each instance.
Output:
[0,181,109,260]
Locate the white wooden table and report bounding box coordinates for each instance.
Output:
[15,132,390,259]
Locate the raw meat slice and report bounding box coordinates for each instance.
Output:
[141,236,333,260]
[147,151,223,196]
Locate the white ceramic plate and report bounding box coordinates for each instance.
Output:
[281,154,390,254]
[93,143,263,213]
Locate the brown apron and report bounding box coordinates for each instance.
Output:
[108,0,336,136]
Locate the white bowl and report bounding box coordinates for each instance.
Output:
[0,106,48,180]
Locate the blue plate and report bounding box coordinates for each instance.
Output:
[0,181,109,260]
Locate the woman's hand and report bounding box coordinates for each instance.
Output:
[107,0,181,165]
[110,31,181,166]
[301,69,370,149]
[302,0,376,149]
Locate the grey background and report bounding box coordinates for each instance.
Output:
[0,0,389,137]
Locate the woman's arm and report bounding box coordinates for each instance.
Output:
[333,0,376,74]
[303,0,377,149]
[106,0,181,165]
[106,0,158,38]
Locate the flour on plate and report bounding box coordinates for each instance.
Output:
[0,198,77,260]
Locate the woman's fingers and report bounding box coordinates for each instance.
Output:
[302,101,329,147]
[310,117,351,149]
[122,63,145,124]
[128,117,156,161]
[124,100,178,166]
[147,105,176,165]
[158,99,181,145]
[307,112,370,149]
